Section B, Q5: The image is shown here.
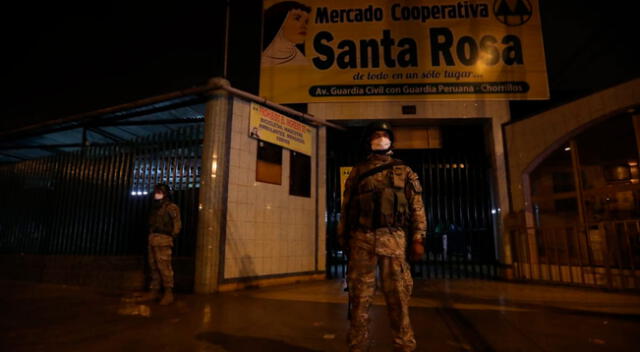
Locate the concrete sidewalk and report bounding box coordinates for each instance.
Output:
[1,279,639,351]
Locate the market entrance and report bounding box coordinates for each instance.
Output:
[326,119,499,280]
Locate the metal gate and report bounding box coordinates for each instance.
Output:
[326,123,498,279]
[0,125,203,286]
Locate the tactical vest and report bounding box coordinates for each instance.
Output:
[149,201,175,236]
[350,165,410,230]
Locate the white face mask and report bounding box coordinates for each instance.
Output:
[371,136,391,151]
[154,193,164,200]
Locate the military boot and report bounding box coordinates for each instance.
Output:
[131,289,160,302]
[159,289,174,305]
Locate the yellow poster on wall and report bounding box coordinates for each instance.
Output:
[249,102,314,156]
[260,0,548,103]
[340,166,353,204]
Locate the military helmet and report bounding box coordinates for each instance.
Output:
[153,183,172,199]
[365,120,395,143]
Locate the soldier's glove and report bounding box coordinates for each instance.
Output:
[410,240,425,262]
[337,232,349,252]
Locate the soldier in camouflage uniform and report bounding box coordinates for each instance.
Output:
[142,183,182,305]
[338,121,427,352]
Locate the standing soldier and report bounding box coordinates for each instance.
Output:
[140,183,182,305]
[338,121,427,352]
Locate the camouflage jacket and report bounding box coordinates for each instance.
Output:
[337,153,427,256]
[149,199,182,237]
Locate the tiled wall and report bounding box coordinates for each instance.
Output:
[223,98,319,280]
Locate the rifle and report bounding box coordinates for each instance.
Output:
[344,251,352,320]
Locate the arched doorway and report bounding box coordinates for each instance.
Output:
[511,112,640,289]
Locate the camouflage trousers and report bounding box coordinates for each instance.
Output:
[148,234,174,289]
[347,245,416,352]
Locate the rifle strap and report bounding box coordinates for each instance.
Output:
[356,160,404,183]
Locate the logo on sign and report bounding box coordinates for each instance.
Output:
[493,0,532,26]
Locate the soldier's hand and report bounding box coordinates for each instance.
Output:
[410,241,425,261]
[338,237,346,251]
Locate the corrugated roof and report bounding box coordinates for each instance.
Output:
[0,98,205,164]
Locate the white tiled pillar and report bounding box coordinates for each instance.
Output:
[316,126,327,272]
[194,79,233,294]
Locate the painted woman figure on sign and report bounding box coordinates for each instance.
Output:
[250,127,260,139]
[261,1,311,67]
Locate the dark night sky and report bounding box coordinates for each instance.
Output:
[2,1,638,134]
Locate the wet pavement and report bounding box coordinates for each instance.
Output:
[1,278,640,351]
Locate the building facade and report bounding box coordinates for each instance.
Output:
[1,0,639,292]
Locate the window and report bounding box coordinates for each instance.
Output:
[256,141,282,185]
[577,114,640,221]
[530,145,577,227]
[552,172,574,193]
[393,127,442,149]
[577,114,638,190]
[530,113,640,225]
[289,151,311,197]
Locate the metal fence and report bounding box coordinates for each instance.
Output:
[0,125,203,258]
[508,220,640,290]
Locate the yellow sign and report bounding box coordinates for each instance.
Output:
[340,166,353,204]
[260,0,548,102]
[249,103,314,155]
